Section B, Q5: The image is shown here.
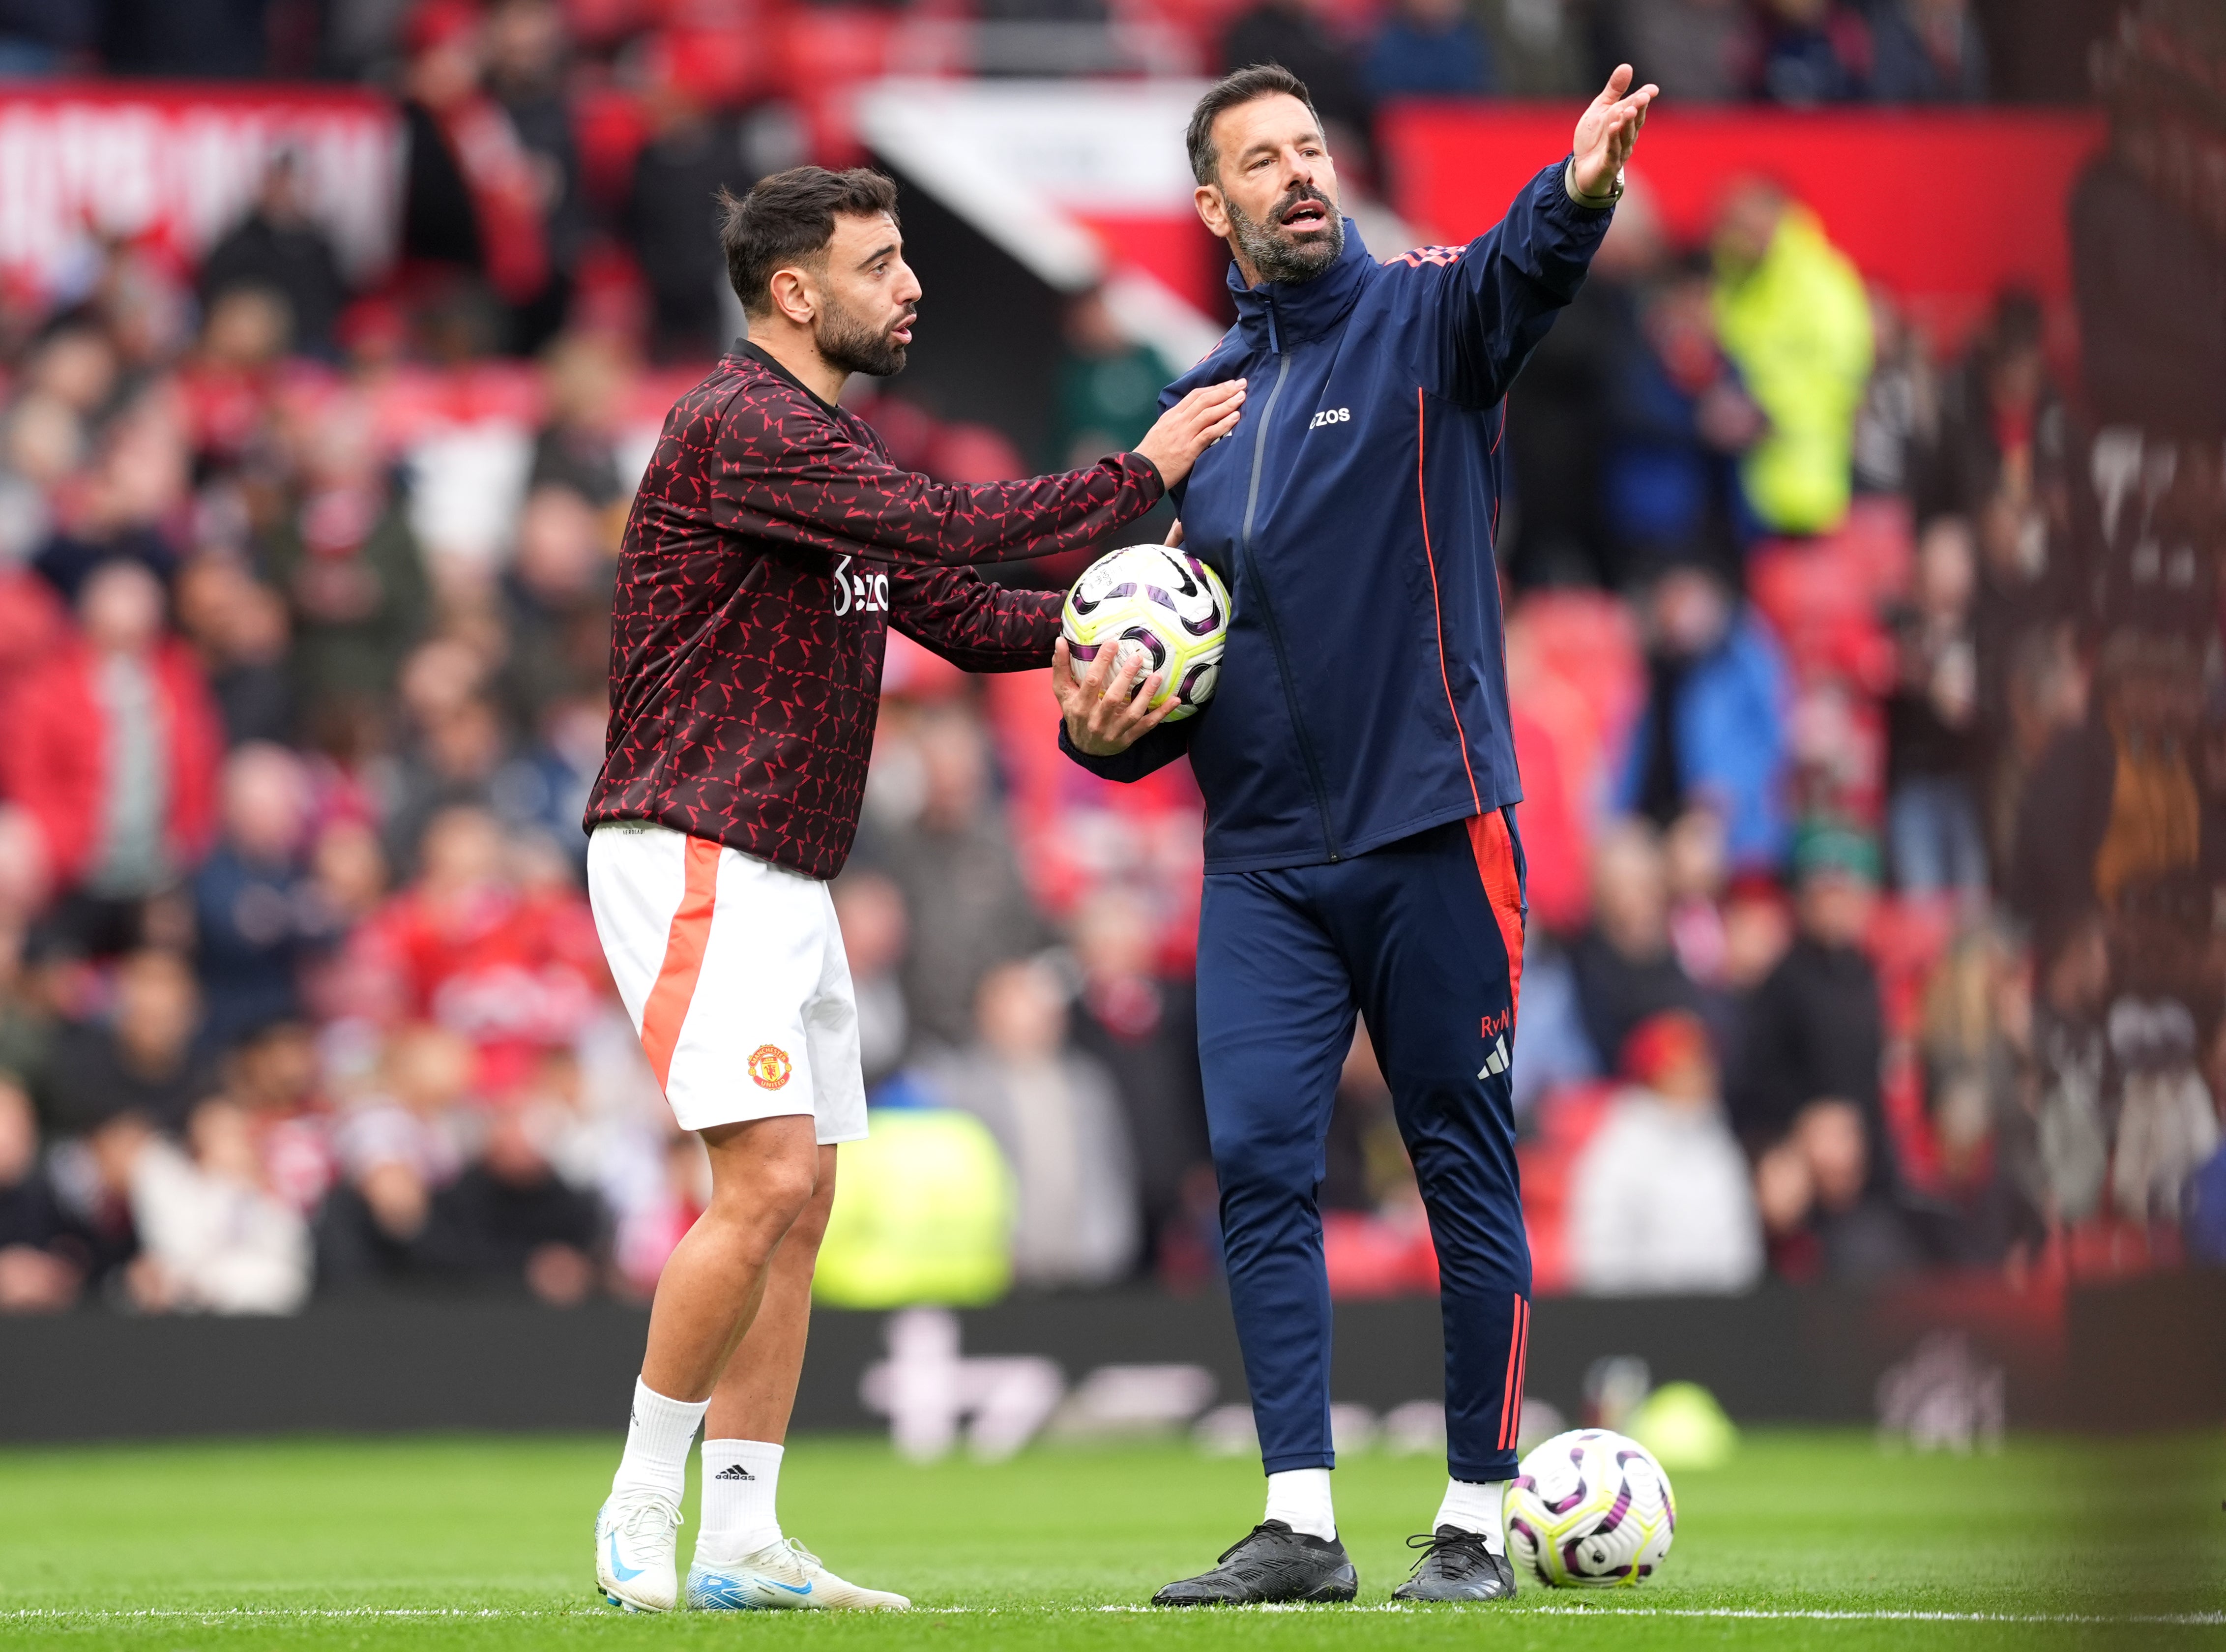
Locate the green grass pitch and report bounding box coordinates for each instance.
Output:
[0,1430,2219,1650]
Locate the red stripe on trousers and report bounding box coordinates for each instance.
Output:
[1498,1293,1529,1449]
[1508,1296,1531,1449]
[639,835,723,1092]
[1465,811,1525,1033]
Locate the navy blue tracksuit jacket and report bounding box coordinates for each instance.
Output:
[1065,160,1611,1483]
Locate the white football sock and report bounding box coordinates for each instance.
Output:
[1434,1477,1507,1553]
[611,1377,707,1501]
[698,1439,785,1562]
[1263,1468,1336,1541]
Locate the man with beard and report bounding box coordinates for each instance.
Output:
[1054,65,1653,1604]
[585,166,1244,1614]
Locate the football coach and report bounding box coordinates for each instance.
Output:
[1053,61,1654,1604]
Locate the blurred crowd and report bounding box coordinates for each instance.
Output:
[0,0,2220,1317]
[1483,0,2226,1298]
[0,0,2097,368]
[0,0,2080,108]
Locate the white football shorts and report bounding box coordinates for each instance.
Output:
[586,821,867,1142]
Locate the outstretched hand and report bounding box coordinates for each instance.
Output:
[1134,380,1246,490]
[1054,635,1175,757]
[1571,64,1657,201]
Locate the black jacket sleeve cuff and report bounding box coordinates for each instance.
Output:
[1552,153,1619,216]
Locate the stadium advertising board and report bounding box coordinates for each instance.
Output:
[856,85,2105,367]
[0,83,401,303]
[1381,103,2107,349]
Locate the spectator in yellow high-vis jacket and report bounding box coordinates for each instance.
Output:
[1711,180,1874,536]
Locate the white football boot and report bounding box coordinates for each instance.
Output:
[594,1488,684,1613]
[686,1536,911,1611]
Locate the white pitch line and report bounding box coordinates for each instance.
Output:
[0,1609,552,1621]
[2,1605,2220,1626]
[0,1609,558,1621]
[1086,1604,2226,1625]
[1523,1607,2226,1626]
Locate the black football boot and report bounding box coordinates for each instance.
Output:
[1389,1526,1519,1602]
[1151,1521,1359,1606]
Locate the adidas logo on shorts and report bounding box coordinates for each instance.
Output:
[1477,1035,1510,1080]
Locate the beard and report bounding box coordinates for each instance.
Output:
[817,295,912,378]
[1227,183,1344,286]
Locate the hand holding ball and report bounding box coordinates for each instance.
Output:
[1060,543,1231,722]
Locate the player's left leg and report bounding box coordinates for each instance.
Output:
[1337,813,1530,1603]
[686,880,907,1612]
[597,1115,819,1611]
[589,830,895,1611]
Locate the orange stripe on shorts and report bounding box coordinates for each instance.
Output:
[639,835,723,1093]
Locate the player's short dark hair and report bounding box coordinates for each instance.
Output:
[719,166,901,318]
[1185,63,1319,188]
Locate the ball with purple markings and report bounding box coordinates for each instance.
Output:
[1502,1427,1676,1588]
[1060,543,1230,723]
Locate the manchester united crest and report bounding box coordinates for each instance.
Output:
[747,1044,793,1090]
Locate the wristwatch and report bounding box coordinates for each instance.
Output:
[1565,158,1624,209]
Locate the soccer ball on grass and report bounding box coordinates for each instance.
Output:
[1060,544,1230,722]
[1503,1428,1677,1588]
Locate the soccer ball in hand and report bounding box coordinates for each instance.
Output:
[1061,544,1230,723]
[1504,1428,1677,1588]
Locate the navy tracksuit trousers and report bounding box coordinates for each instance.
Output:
[1195,811,1532,1484]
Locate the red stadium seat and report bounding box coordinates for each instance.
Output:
[983,669,1206,972]
[1322,1208,1439,1299]
[571,81,652,214]
[1748,500,1912,697]
[1516,1080,1617,1297]
[1504,590,1643,932]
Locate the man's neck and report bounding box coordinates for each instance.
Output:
[745,320,846,407]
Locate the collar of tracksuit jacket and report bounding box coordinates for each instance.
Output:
[1226,216,1372,355]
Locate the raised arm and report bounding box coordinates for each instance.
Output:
[1433,67,1656,409]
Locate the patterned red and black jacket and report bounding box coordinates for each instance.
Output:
[585,343,1164,879]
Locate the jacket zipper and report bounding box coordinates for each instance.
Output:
[1236,323,1343,861]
